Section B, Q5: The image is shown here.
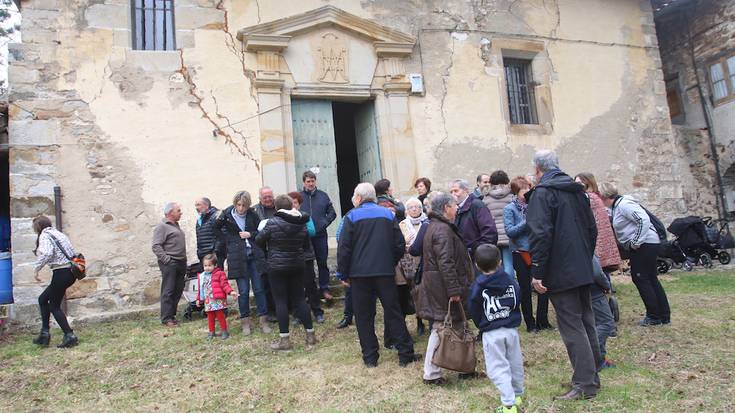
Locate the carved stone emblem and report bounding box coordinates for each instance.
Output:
[317,32,348,83]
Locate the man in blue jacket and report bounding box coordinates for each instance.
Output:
[338,182,421,368]
[299,171,337,299]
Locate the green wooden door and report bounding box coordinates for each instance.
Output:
[291,99,341,236]
[354,101,382,184]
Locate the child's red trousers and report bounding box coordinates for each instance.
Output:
[207,309,228,332]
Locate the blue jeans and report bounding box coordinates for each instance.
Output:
[235,260,267,318]
[312,234,330,291]
[500,246,514,278]
[591,294,615,359]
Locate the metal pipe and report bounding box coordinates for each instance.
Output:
[53,186,62,230]
[684,1,728,220]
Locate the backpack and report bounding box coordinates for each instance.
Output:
[49,234,87,280]
[641,206,668,242]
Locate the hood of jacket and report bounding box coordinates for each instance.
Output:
[535,170,585,193]
[485,185,511,200]
[273,209,309,235]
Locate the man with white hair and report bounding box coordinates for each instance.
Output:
[449,178,498,253]
[525,149,601,400]
[152,202,187,327]
[337,183,422,368]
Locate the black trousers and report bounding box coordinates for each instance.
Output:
[158,259,186,323]
[270,266,313,334]
[513,253,549,328]
[549,285,602,396]
[629,243,671,321]
[303,260,323,317]
[263,272,276,316]
[38,267,75,334]
[351,276,415,365]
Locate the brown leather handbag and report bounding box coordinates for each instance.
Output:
[431,300,477,373]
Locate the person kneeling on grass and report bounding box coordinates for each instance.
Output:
[197,254,239,340]
[469,244,525,413]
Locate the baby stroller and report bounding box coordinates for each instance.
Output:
[667,216,716,268]
[182,261,229,320]
[657,239,693,273]
[702,217,733,265]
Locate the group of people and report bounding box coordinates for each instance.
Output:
[28,149,673,412]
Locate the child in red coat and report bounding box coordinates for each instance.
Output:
[197,254,238,340]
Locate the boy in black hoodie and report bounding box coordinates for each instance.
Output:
[469,244,524,413]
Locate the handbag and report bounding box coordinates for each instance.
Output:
[431,300,477,373]
[49,234,87,280]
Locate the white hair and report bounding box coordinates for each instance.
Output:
[533,150,559,172]
[404,197,423,210]
[163,202,178,216]
[449,179,471,191]
[353,182,377,204]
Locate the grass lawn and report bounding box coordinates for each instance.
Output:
[1,270,734,412]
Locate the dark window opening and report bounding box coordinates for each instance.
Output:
[132,0,176,51]
[666,77,684,123]
[504,58,538,125]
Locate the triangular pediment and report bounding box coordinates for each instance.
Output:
[237,5,415,54]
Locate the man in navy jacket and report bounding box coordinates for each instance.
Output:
[338,182,421,368]
[299,171,337,298]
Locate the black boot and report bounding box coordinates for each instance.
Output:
[32,330,50,346]
[416,318,426,336]
[336,316,352,329]
[57,332,79,348]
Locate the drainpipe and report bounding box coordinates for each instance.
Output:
[684,2,728,220]
[53,186,62,231]
[53,186,68,313]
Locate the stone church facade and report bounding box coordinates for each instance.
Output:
[6,0,712,324]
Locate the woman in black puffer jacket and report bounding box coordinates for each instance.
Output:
[255,194,317,350]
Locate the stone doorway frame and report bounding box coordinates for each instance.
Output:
[237,6,419,195]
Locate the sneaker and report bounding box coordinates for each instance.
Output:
[609,328,618,338]
[221,330,230,340]
[207,332,215,341]
[57,333,79,348]
[315,314,325,324]
[639,316,663,326]
[423,377,446,385]
[494,405,517,413]
[399,353,422,367]
[599,358,615,369]
[336,317,352,329]
[32,331,50,347]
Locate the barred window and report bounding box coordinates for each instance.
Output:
[132,0,175,51]
[709,53,735,106]
[504,59,538,125]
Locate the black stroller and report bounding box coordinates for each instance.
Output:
[657,239,693,273]
[702,217,734,265]
[667,216,719,269]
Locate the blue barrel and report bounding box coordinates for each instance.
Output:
[0,252,13,305]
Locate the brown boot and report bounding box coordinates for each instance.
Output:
[259,315,272,334]
[241,318,251,336]
[270,335,292,351]
[306,330,318,347]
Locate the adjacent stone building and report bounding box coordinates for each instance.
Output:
[6,0,711,324]
[654,0,735,217]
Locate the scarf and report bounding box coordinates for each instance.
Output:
[403,213,427,239]
[231,208,252,249]
[512,195,527,217]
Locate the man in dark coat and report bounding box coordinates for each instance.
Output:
[337,182,421,368]
[299,171,337,299]
[526,150,601,400]
[449,179,498,253]
[194,197,225,263]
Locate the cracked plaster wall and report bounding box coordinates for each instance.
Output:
[7,0,693,324]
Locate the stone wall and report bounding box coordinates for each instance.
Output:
[655,0,734,215]
[8,0,694,325]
